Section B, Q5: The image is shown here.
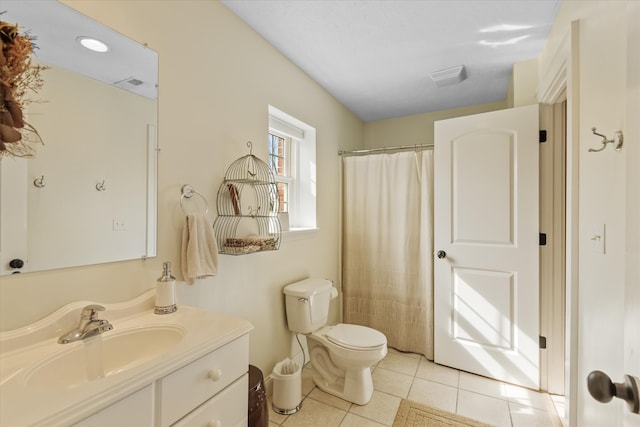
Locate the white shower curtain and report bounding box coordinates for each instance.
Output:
[342,150,434,359]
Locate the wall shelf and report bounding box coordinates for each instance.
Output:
[213,142,281,255]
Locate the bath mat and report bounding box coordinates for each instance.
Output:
[392,399,495,427]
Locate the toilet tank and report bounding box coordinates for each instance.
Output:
[283,278,335,334]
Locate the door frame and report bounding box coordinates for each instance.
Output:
[537,19,577,424]
[539,102,566,395]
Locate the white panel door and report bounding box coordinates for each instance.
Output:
[434,104,540,389]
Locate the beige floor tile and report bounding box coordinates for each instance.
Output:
[282,397,347,426]
[371,367,414,398]
[415,359,460,387]
[386,347,423,359]
[457,389,511,427]
[377,351,420,376]
[503,383,552,411]
[407,377,458,413]
[458,371,509,399]
[308,387,353,411]
[268,396,290,424]
[349,391,401,426]
[550,395,567,427]
[509,402,557,427]
[302,366,317,396]
[458,371,553,412]
[339,413,387,427]
[272,350,567,427]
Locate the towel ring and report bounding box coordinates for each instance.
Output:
[180,184,209,214]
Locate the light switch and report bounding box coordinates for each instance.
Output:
[588,224,605,254]
[113,217,127,231]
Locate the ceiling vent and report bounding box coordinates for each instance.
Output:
[114,77,144,88]
[429,65,467,87]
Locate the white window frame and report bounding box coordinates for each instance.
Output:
[268,130,294,213]
[268,105,317,235]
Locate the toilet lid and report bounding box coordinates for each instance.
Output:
[325,324,387,350]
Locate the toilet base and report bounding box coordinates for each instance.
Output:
[312,367,374,405]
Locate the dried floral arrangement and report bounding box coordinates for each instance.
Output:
[0,15,47,158]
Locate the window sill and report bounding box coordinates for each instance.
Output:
[281,227,318,242]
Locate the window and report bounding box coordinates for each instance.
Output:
[268,105,316,231]
[268,132,291,213]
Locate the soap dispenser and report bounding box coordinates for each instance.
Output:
[155,261,177,314]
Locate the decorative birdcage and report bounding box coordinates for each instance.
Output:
[213,142,281,255]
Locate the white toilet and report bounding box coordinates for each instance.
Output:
[283,278,387,405]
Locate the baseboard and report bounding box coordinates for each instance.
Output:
[264,373,274,397]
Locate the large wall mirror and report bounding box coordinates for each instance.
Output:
[0,1,158,275]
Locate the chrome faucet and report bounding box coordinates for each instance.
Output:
[58,304,113,344]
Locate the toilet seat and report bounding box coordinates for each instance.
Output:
[324,323,386,351]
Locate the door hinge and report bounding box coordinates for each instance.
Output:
[540,233,547,246]
[539,130,547,143]
[539,336,547,349]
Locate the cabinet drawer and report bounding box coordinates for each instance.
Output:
[159,334,249,427]
[172,374,248,427]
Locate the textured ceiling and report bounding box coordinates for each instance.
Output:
[222,0,560,122]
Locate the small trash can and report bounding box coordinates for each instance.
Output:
[248,365,268,427]
[271,358,302,415]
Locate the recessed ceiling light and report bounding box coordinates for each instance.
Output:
[479,35,531,47]
[77,36,109,53]
[479,24,533,33]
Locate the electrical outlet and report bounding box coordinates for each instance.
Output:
[113,217,127,231]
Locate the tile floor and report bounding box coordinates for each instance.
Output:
[267,348,565,427]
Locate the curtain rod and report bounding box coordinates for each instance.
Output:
[338,143,434,156]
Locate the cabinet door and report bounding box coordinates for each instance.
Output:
[73,385,153,427]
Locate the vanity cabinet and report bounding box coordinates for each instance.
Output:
[73,334,249,427]
[74,385,154,426]
[161,334,249,426]
[172,375,247,427]
[1,297,254,426]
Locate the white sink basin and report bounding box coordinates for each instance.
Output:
[24,325,184,389]
[0,291,254,426]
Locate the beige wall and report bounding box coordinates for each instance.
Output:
[574,4,628,425]
[512,58,539,107]
[537,1,632,426]
[0,0,364,374]
[363,100,507,149]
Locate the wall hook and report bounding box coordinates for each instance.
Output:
[588,127,623,152]
[96,180,107,191]
[33,176,45,188]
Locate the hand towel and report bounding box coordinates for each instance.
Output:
[181,212,219,285]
